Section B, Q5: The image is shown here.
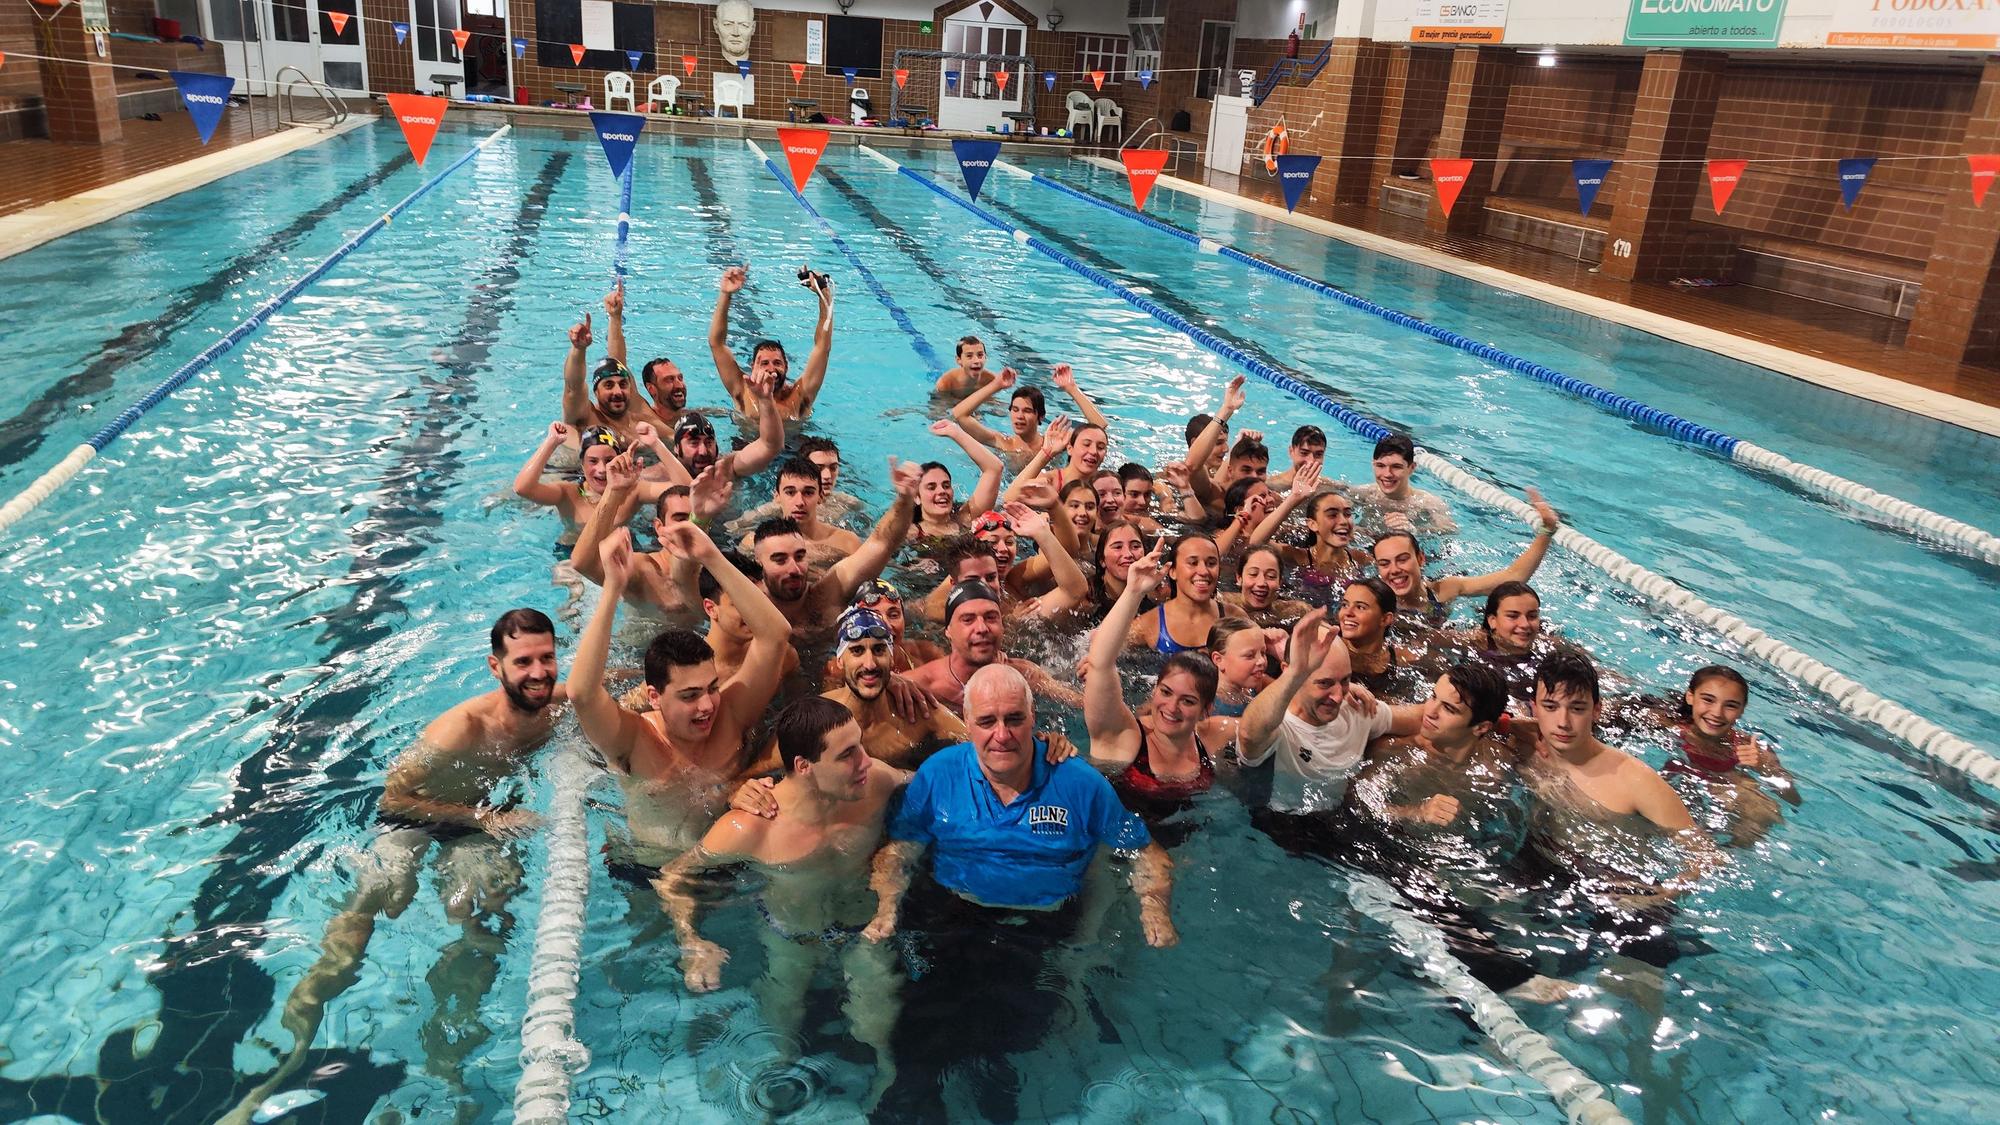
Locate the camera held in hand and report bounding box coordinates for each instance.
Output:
[797,265,831,294]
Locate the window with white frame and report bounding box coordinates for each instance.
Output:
[465,0,500,14]
[1074,35,1128,84]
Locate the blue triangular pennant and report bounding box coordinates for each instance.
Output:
[1138,70,1153,89]
[512,37,527,59]
[171,70,235,145]
[945,70,959,92]
[1838,156,1876,211]
[1273,154,1322,213]
[737,59,752,77]
[1044,71,1056,91]
[393,22,409,46]
[1572,158,1613,216]
[844,67,857,86]
[627,50,643,71]
[953,139,1002,201]
[591,111,646,180]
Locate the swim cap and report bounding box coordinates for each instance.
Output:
[578,426,623,451]
[592,358,633,385]
[945,580,1002,620]
[971,510,1013,535]
[853,578,901,609]
[674,413,717,441]
[835,607,893,648]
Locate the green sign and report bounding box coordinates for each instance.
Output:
[920,20,934,34]
[1624,0,1788,48]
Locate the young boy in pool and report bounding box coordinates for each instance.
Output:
[1353,434,1458,536]
[933,334,997,397]
[223,611,566,1125]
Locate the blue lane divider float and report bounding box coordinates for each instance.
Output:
[1021,160,2000,566]
[866,144,1998,792]
[0,125,514,536]
[614,160,634,281]
[746,140,942,373]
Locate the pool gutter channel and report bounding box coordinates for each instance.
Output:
[912,150,1997,791]
[858,143,1635,1125]
[1042,157,2000,569]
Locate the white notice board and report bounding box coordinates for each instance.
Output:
[581,0,615,51]
[806,20,824,65]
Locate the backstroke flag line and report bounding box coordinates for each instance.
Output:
[1431,158,1473,218]
[386,93,448,165]
[1274,154,1321,213]
[1708,159,1747,214]
[953,139,1002,201]
[171,71,235,145]
[1120,148,1170,210]
[591,112,645,179]
[1968,154,1999,207]
[777,128,830,192]
[1572,159,1612,216]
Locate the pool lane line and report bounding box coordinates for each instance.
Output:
[614,160,634,281]
[0,125,513,539]
[685,157,769,338]
[514,749,598,1125]
[1027,157,2000,569]
[866,148,2000,792]
[0,148,418,470]
[745,138,944,373]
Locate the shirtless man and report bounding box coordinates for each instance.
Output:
[567,481,705,628]
[224,610,564,1124]
[698,553,802,684]
[823,606,968,768]
[904,579,1085,713]
[1268,425,1327,491]
[562,298,661,447]
[738,456,862,562]
[710,264,834,421]
[656,696,907,1103]
[1353,434,1458,535]
[746,458,920,633]
[635,357,690,431]
[932,334,996,397]
[569,523,793,860]
[727,436,864,536]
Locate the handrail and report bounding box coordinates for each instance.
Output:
[1253,39,1333,106]
[275,65,348,131]
[1117,118,1195,173]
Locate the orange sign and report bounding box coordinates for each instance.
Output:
[1409,25,1503,43]
[894,68,909,89]
[326,11,348,35]
[994,68,1010,93]
[1970,154,2000,207]
[451,28,470,52]
[385,93,447,165]
[789,62,806,83]
[1707,159,1748,214]
[1090,70,1104,91]
[777,127,830,192]
[1119,148,1170,210]
[1828,0,2000,51]
[1431,158,1474,217]
[683,54,697,76]
[570,44,586,66]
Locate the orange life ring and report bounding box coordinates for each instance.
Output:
[1260,123,1289,175]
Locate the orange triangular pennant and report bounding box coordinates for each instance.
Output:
[327,11,348,35]
[451,28,470,52]
[994,68,1010,93]
[1969,154,2000,207]
[895,68,908,89]
[1431,158,1474,217]
[1090,70,1104,91]
[570,44,587,66]
[385,93,447,166]
[1120,148,1170,210]
[1707,159,1747,214]
[777,127,830,192]
[0,51,8,71]
[683,54,697,76]
[789,62,805,83]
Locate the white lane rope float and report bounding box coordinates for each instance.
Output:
[513,747,599,1124]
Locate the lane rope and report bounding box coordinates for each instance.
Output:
[1019,157,2000,568]
[512,748,599,1125]
[863,145,2000,792]
[0,125,513,537]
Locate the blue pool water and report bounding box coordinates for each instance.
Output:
[1,121,1997,1123]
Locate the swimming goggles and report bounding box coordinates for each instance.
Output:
[972,511,1013,534]
[854,579,901,608]
[591,358,633,385]
[835,607,893,647]
[674,413,716,441]
[578,426,623,451]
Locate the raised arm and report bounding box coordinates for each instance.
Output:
[816,459,921,611]
[707,266,751,404]
[603,283,628,367]
[668,522,792,727]
[1237,610,1334,762]
[632,422,692,485]
[567,531,652,770]
[513,422,572,506]
[569,454,644,583]
[949,366,1018,449]
[930,418,1004,518]
[1444,488,1559,601]
[1186,376,1246,510]
[1008,502,1089,616]
[1246,458,1322,547]
[1084,544,1165,769]
[724,374,787,478]
[1000,416,1070,507]
[561,313,595,430]
[790,272,836,412]
[1050,363,1110,429]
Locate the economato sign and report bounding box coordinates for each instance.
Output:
[1827,0,2000,50]
[1410,0,1510,43]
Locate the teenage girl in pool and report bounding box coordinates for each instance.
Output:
[1369,486,1560,627]
[1125,533,1237,656]
[910,419,1004,545]
[1460,581,1546,704]
[1087,519,1155,621]
[1255,489,1370,608]
[1224,546,1313,629]
[1664,665,1799,847]
[1338,577,1427,700]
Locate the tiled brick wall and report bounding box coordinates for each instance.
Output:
[1494,58,1638,208]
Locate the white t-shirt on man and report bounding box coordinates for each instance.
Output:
[1239,705,1395,814]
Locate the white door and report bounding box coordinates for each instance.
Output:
[205,0,268,92]
[258,0,323,83]
[316,0,367,94]
[408,0,466,96]
[938,2,1024,134]
[205,0,367,92]
[1207,95,1249,175]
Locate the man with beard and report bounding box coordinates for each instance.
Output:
[592,281,693,430]
[905,579,1084,713]
[747,459,921,633]
[562,294,660,447]
[228,610,565,1121]
[710,264,835,422]
[570,523,794,859]
[824,606,967,767]
[738,456,862,562]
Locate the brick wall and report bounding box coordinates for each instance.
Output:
[1493,57,1639,208]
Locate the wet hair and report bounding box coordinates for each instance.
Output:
[1118,462,1153,486]
[1060,478,1095,501]
[1010,385,1046,421]
[1679,665,1751,721]
[1222,477,1263,515]
[1290,425,1326,450]
[1443,661,1508,729]
[1089,518,1150,609]
[1242,545,1287,583]
[1205,616,1259,655]
[1184,413,1222,446]
[1343,576,1398,618]
[1482,581,1539,624]
[751,339,788,365]
[1372,531,1424,560]
[776,457,822,488]
[956,334,984,358]
[752,517,804,545]
[1534,646,1601,705]
[1306,491,1353,547]
[1228,434,1269,463]
[1092,469,1122,489]
[919,460,952,481]
[654,484,692,523]
[698,548,762,604]
[1158,652,1220,709]
[1372,434,1417,463]
[943,537,998,580]
[1071,422,1107,446]
[773,695,856,772]
[642,629,714,689]
[490,608,555,656]
[639,357,676,383]
[798,436,839,460]
[1162,532,1218,601]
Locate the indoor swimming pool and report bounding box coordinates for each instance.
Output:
[1,118,1996,1123]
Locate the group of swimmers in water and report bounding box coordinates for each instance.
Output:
[230,266,1804,1119]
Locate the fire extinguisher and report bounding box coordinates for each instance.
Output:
[1286,30,1300,59]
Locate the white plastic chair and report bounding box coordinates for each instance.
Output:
[849,86,871,123]
[604,72,635,112]
[714,76,748,119]
[1094,97,1124,145]
[1064,90,1095,140]
[647,74,680,113]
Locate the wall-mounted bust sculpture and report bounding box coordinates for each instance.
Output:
[715,0,756,64]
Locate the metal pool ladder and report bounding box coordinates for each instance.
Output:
[275,66,349,131]
[1123,118,1195,173]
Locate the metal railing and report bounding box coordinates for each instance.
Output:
[1122,118,1196,173]
[1252,40,1332,106]
[275,66,349,131]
